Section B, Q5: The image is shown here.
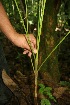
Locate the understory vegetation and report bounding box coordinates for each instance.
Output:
[0,0,70,105]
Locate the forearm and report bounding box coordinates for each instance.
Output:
[0,2,17,41]
[0,2,37,55]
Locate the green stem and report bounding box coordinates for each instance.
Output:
[14,0,27,33]
[38,31,70,71]
[34,1,47,104]
[14,0,35,71]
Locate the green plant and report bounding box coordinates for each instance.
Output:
[59,81,70,87]
[7,0,70,104]
[39,84,56,105]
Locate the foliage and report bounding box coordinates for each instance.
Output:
[39,84,56,105]
[57,0,70,29]
[27,0,38,24]
[41,99,51,105]
[59,81,70,87]
[1,0,70,104]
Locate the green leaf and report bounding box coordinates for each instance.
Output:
[46,92,52,96]
[39,84,45,89]
[49,95,56,102]
[41,99,51,105]
[39,88,44,94]
[44,87,52,92]
[39,84,45,94]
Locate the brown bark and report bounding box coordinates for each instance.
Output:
[38,0,61,86]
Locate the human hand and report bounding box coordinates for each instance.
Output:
[12,33,37,57]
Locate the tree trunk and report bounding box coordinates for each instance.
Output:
[39,0,61,87]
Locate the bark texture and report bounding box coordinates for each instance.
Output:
[39,0,61,86]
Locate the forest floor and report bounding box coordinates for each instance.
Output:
[1,34,70,105]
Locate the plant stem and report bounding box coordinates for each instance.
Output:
[34,69,38,105]
[14,0,27,32]
[38,30,70,71]
[34,1,47,104]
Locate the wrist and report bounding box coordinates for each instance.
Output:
[8,31,19,43]
[10,33,25,48]
[4,28,17,42]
